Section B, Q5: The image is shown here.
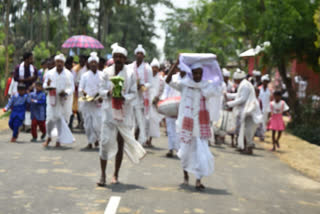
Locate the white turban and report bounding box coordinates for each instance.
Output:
[233,69,246,80]
[134,44,146,55]
[222,68,230,77]
[150,58,160,68]
[88,52,99,63]
[253,70,261,76]
[261,74,270,82]
[190,63,202,70]
[111,43,127,57]
[54,54,66,63]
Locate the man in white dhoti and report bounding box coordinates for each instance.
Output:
[226,70,263,154]
[166,55,222,190]
[160,63,185,158]
[97,44,146,186]
[259,74,272,139]
[130,44,153,146]
[145,58,165,147]
[214,68,236,145]
[43,54,74,147]
[79,52,103,149]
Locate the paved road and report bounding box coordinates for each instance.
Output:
[0,128,320,214]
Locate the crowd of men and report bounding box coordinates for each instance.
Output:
[3,43,290,190]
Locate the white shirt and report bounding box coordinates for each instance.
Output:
[270,100,289,114]
[79,70,103,97]
[259,86,271,112]
[43,67,74,121]
[100,64,138,127]
[73,66,88,86]
[130,61,153,107]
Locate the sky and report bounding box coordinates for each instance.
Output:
[153,0,195,60]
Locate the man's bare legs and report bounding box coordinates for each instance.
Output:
[112,132,124,184]
[97,158,107,186]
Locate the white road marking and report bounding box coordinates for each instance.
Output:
[104,196,121,214]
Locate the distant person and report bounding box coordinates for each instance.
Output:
[30,81,47,142]
[70,55,87,129]
[226,69,263,155]
[259,74,272,140]
[79,52,103,149]
[3,83,30,142]
[4,71,14,98]
[14,52,38,90]
[43,54,74,148]
[268,91,290,151]
[38,60,47,82]
[99,57,106,71]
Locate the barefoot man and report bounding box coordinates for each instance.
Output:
[97,44,146,186]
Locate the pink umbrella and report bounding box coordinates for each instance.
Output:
[62,35,104,49]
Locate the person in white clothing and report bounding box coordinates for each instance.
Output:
[252,70,262,87]
[79,52,103,149]
[97,44,146,186]
[214,68,236,145]
[160,66,185,157]
[145,58,165,147]
[226,70,263,154]
[130,44,153,146]
[43,54,74,148]
[166,58,220,191]
[259,74,272,139]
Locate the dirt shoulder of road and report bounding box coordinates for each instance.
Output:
[0,111,9,131]
[258,129,320,182]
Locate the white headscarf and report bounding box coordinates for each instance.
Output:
[134,44,146,55]
[88,52,99,63]
[222,68,230,77]
[190,63,203,70]
[253,70,261,76]
[111,43,128,57]
[54,54,66,63]
[233,69,246,80]
[150,58,160,68]
[261,74,270,82]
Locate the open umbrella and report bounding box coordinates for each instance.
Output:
[61,35,104,49]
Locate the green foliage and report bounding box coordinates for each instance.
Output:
[287,100,320,145]
[33,42,51,68]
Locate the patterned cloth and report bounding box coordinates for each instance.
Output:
[62,35,104,49]
[180,87,211,144]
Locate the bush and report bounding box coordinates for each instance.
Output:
[287,99,320,146]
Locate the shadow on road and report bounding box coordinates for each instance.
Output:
[110,183,146,193]
[179,184,231,195]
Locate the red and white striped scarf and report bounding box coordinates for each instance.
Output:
[180,88,211,144]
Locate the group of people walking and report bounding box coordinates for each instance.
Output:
[3,43,290,190]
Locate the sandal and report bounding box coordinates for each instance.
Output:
[97,176,106,187]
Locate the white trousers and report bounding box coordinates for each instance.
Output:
[133,107,147,144]
[166,117,179,151]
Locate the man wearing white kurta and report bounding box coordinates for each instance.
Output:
[259,74,272,137]
[79,52,103,149]
[166,60,220,190]
[43,54,74,147]
[226,70,263,154]
[130,44,153,145]
[145,58,164,146]
[97,45,146,186]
